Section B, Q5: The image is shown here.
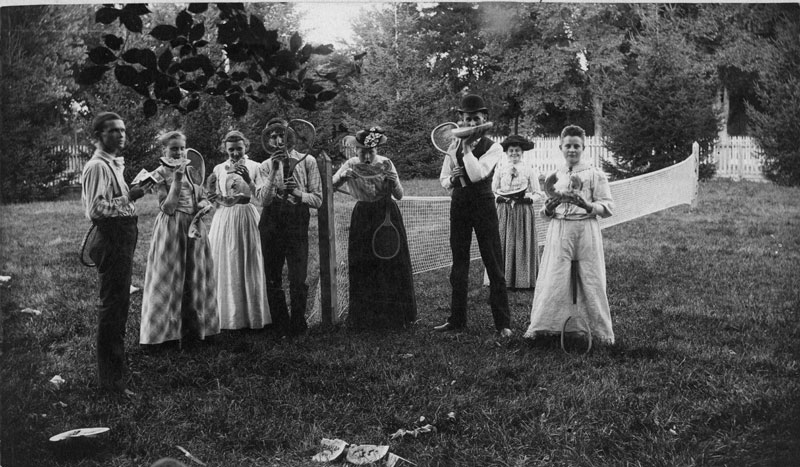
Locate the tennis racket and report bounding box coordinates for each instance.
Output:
[281,119,316,178]
[561,259,593,355]
[372,201,401,260]
[431,122,467,187]
[79,223,99,267]
[186,148,205,184]
[261,122,298,156]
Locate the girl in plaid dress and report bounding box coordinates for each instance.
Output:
[491,135,543,289]
[141,131,219,345]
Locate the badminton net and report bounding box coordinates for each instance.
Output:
[309,151,698,323]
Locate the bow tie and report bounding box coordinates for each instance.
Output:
[111,157,125,169]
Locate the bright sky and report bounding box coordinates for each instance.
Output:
[296,2,371,47]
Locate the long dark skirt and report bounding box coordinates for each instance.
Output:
[348,198,416,329]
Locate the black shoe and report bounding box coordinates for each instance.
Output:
[433,322,463,332]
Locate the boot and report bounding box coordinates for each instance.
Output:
[289,283,309,336]
[267,284,289,336]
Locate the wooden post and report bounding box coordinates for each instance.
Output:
[316,151,338,325]
[691,141,700,210]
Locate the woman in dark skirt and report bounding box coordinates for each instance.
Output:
[332,127,416,329]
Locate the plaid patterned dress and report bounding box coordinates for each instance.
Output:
[141,168,219,344]
[486,160,542,289]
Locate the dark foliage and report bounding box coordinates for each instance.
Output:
[603,25,719,179]
[77,3,338,117]
[747,5,800,186]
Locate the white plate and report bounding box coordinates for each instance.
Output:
[49,427,110,442]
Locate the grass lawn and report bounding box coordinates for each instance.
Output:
[1,179,799,466]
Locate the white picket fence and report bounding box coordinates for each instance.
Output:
[489,136,608,174]
[490,135,766,181]
[711,136,766,181]
[50,136,766,184]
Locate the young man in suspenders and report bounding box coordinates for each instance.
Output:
[81,112,145,394]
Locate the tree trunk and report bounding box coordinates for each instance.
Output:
[592,94,603,138]
[714,84,729,139]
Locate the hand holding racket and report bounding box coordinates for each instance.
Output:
[431,122,466,187]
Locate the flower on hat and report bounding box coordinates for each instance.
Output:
[363,131,382,148]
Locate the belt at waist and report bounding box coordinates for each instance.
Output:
[236,197,251,205]
[93,215,138,226]
[551,213,597,221]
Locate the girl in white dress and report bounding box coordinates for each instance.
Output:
[207,130,270,330]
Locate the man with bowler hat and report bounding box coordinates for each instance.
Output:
[434,95,513,337]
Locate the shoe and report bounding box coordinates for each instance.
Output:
[433,322,463,332]
[499,328,513,338]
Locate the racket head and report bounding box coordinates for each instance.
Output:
[372,222,401,260]
[261,122,298,156]
[79,224,98,267]
[431,122,458,154]
[288,118,316,154]
[186,148,205,183]
[561,316,593,355]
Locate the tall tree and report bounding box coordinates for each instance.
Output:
[746,4,800,185]
[0,5,91,201]
[602,8,720,179]
[346,4,453,177]
[482,3,590,135]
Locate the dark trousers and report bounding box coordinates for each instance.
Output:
[91,216,138,390]
[448,188,510,330]
[259,199,310,335]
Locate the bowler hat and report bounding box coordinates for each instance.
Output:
[354,127,387,148]
[458,94,488,114]
[501,134,534,152]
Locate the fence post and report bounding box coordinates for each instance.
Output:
[737,138,744,180]
[316,151,338,326]
[691,141,699,210]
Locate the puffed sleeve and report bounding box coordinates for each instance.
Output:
[590,169,614,218]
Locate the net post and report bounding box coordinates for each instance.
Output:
[691,141,700,210]
[317,151,338,326]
